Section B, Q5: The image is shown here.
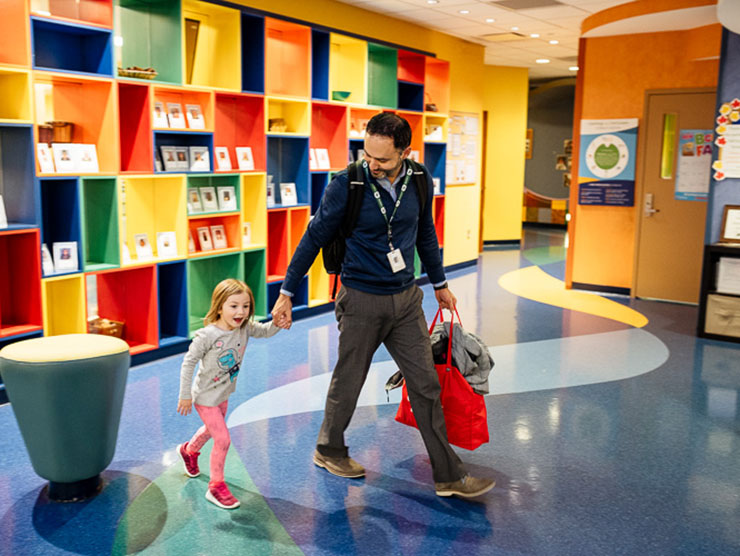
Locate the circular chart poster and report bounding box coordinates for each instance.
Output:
[578,119,638,206]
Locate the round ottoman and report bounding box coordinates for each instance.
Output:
[0,334,130,501]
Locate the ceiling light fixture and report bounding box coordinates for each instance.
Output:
[511,26,519,31]
[530,33,540,38]
[569,66,579,71]
[549,39,559,44]
[459,10,470,14]
[427,0,438,4]
[486,18,495,23]
[536,59,550,64]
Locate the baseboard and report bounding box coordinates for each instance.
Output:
[571,282,630,296]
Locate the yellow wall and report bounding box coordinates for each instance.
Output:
[482,65,529,242]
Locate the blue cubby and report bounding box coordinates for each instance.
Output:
[398,81,424,112]
[267,137,309,206]
[267,276,307,312]
[311,172,329,214]
[0,125,37,229]
[158,261,189,346]
[241,13,265,93]
[349,139,364,164]
[424,143,447,194]
[312,30,330,100]
[39,177,82,276]
[154,131,214,174]
[31,17,113,77]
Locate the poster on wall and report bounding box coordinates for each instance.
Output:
[712,98,740,180]
[446,111,479,185]
[675,129,712,201]
[577,118,638,206]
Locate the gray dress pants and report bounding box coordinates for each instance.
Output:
[316,284,464,483]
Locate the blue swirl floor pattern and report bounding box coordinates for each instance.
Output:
[0,228,738,555]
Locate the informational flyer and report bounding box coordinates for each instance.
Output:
[675,129,712,201]
[713,98,740,180]
[577,119,638,206]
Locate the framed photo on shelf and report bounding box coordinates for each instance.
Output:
[185,104,206,129]
[720,205,740,243]
[0,195,7,229]
[121,241,131,265]
[51,143,76,173]
[315,148,331,170]
[210,224,228,249]
[279,182,298,206]
[155,148,163,172]
[134,233,153,260]
[266,178,275,208]
[156,231,178,258]
[197,226,213,251]
[160,146,179,171]
[235,146,254,171]
[309,148,318,170]
[52,241,78,272]
[200,186,219,212]
[409,150,420,162]
[432,177,441,195]
[167,102,186,129]
[187,188,203,213]
[188,230,196,253]
[153,101,169,128]
[217,186,237,211]
[242,222,251,247]
[41,243,54,276]
[36,143,55,173]
[174,146,189,170]
[189,146,210,172]
[215,147,232,171]
[76,144,99,173]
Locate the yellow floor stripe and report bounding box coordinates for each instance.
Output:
[498,266,648,328]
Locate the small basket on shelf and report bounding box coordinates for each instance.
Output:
[87,317,125,339]
[118,66,158,80]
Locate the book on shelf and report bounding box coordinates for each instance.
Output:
[167,102,186,129]
[187,188,203,213]
[266,179,275,208]
[236,146,254,171]
[41,244,54,276]
[215,147,232,171]
[0,195,7,229]
[185,104,206,129]
[134,233,153,260]
[188,230,196,253]
[217,186,237,211]
[200,186,218,212]
[189,146,210,172]
[197,226,213,251]
[433,177,441,195]
[52,241,78,272]
[174,146,189,170]
[210,224,228,249]
[161,146,179,171]
[156,231,178,258]
[121,241,131,264]
[51,143,76,173]
[309,148,318,170]
[76,144,99,173]
[279,182,298,206]
[242,222,251,247]
[153,101,169,128]
[154,148,163,172]
[36,143,55,173]
[316,148,331,170]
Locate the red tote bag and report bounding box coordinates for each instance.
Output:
[395,308,489,450]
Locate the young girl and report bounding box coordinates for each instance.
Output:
[177,278,280,509]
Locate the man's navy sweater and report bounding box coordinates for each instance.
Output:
[282,162,445,296]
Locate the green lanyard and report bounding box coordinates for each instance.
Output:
[362,161,413,250]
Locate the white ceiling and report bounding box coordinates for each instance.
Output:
[332,0,704,80]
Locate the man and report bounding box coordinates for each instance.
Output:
[271,113,493,499]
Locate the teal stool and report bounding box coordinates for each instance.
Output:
[0,334,130,501]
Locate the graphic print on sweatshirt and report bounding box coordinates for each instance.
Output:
[213,340,241,383]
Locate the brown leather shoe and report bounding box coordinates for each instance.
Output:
[435,475,495,498]
[313,450,365,478]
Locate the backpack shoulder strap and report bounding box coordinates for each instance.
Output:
[341,161,365,237]
[406,159,429,213]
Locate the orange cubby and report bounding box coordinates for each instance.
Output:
[188,213,241,256]
[349,107,382,140]
[397,110,424,162]
[267,209,289,281]
[424,56,450,115]
[33,73,118,175]
[214,92,265,171]
[289,207,309,255]
[398,50,425,84]
[151,86,214,131]
[265,17,311,98]
[433,195,445,247]
[92,265,158,355]
[0,2,30,67]
[30,0,113,28]
[0,229,43,339]
[118,81,152,173]
[311,102,348,171]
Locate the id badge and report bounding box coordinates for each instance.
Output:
[387,248,405,273]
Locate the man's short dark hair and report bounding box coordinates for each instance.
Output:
[366,112,412,151]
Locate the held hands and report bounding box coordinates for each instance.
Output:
[271,293,294,330]
[177,398,193,416]
[435,287,457,312]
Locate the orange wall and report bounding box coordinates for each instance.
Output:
[567,25,721,289]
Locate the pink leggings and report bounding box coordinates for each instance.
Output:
[188,400,230,485]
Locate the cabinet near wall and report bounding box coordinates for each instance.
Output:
[0,0,451,385]
[697,244,740,343]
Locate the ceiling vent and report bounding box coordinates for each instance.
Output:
[480,32,527,42]
[491,0,564,10]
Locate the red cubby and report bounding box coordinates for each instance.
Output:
[118,82,152,173]
[0,230,43,338]
[311,102,348,171]
[213,93,266,172]
[398,50,425,84]
[93,265,158,355]
[433,195,445,247]
[267,209,289,281]
[188,213,241,256]
[290,207,309,253]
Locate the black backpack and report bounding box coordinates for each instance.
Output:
[322,159,429,298]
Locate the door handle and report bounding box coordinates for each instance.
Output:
[644,193,660,217]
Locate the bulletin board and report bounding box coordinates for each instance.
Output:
[446,111,479,185]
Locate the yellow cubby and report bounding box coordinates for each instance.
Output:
[0,67,32,123]
[241,173,267,250]
[182,0,241,91]
[266,97,310,135]
[424,114,448,143]
[42,274,87,336]
[308,252,331,307]
[329,33,367,105]
[119,175,188,266]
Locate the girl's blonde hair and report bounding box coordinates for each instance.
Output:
[203,278,255,327]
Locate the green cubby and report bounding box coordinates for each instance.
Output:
[187,174,241,215]
[187,252,244,335]
[244,249,267,320]
[81,177,119,271]
[116,0,182,84]
[367,44,397,108]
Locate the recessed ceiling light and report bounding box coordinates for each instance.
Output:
[569,66,579,71]
[511,26,519,31]
[459,10,470,14]
[427,0,438,4]
[530,33,540,38]
[536,59,550,64]
[486,18,495,23]
[549,39,559,45]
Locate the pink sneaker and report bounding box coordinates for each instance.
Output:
[178,442,200,478]
[206,481,240,509]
